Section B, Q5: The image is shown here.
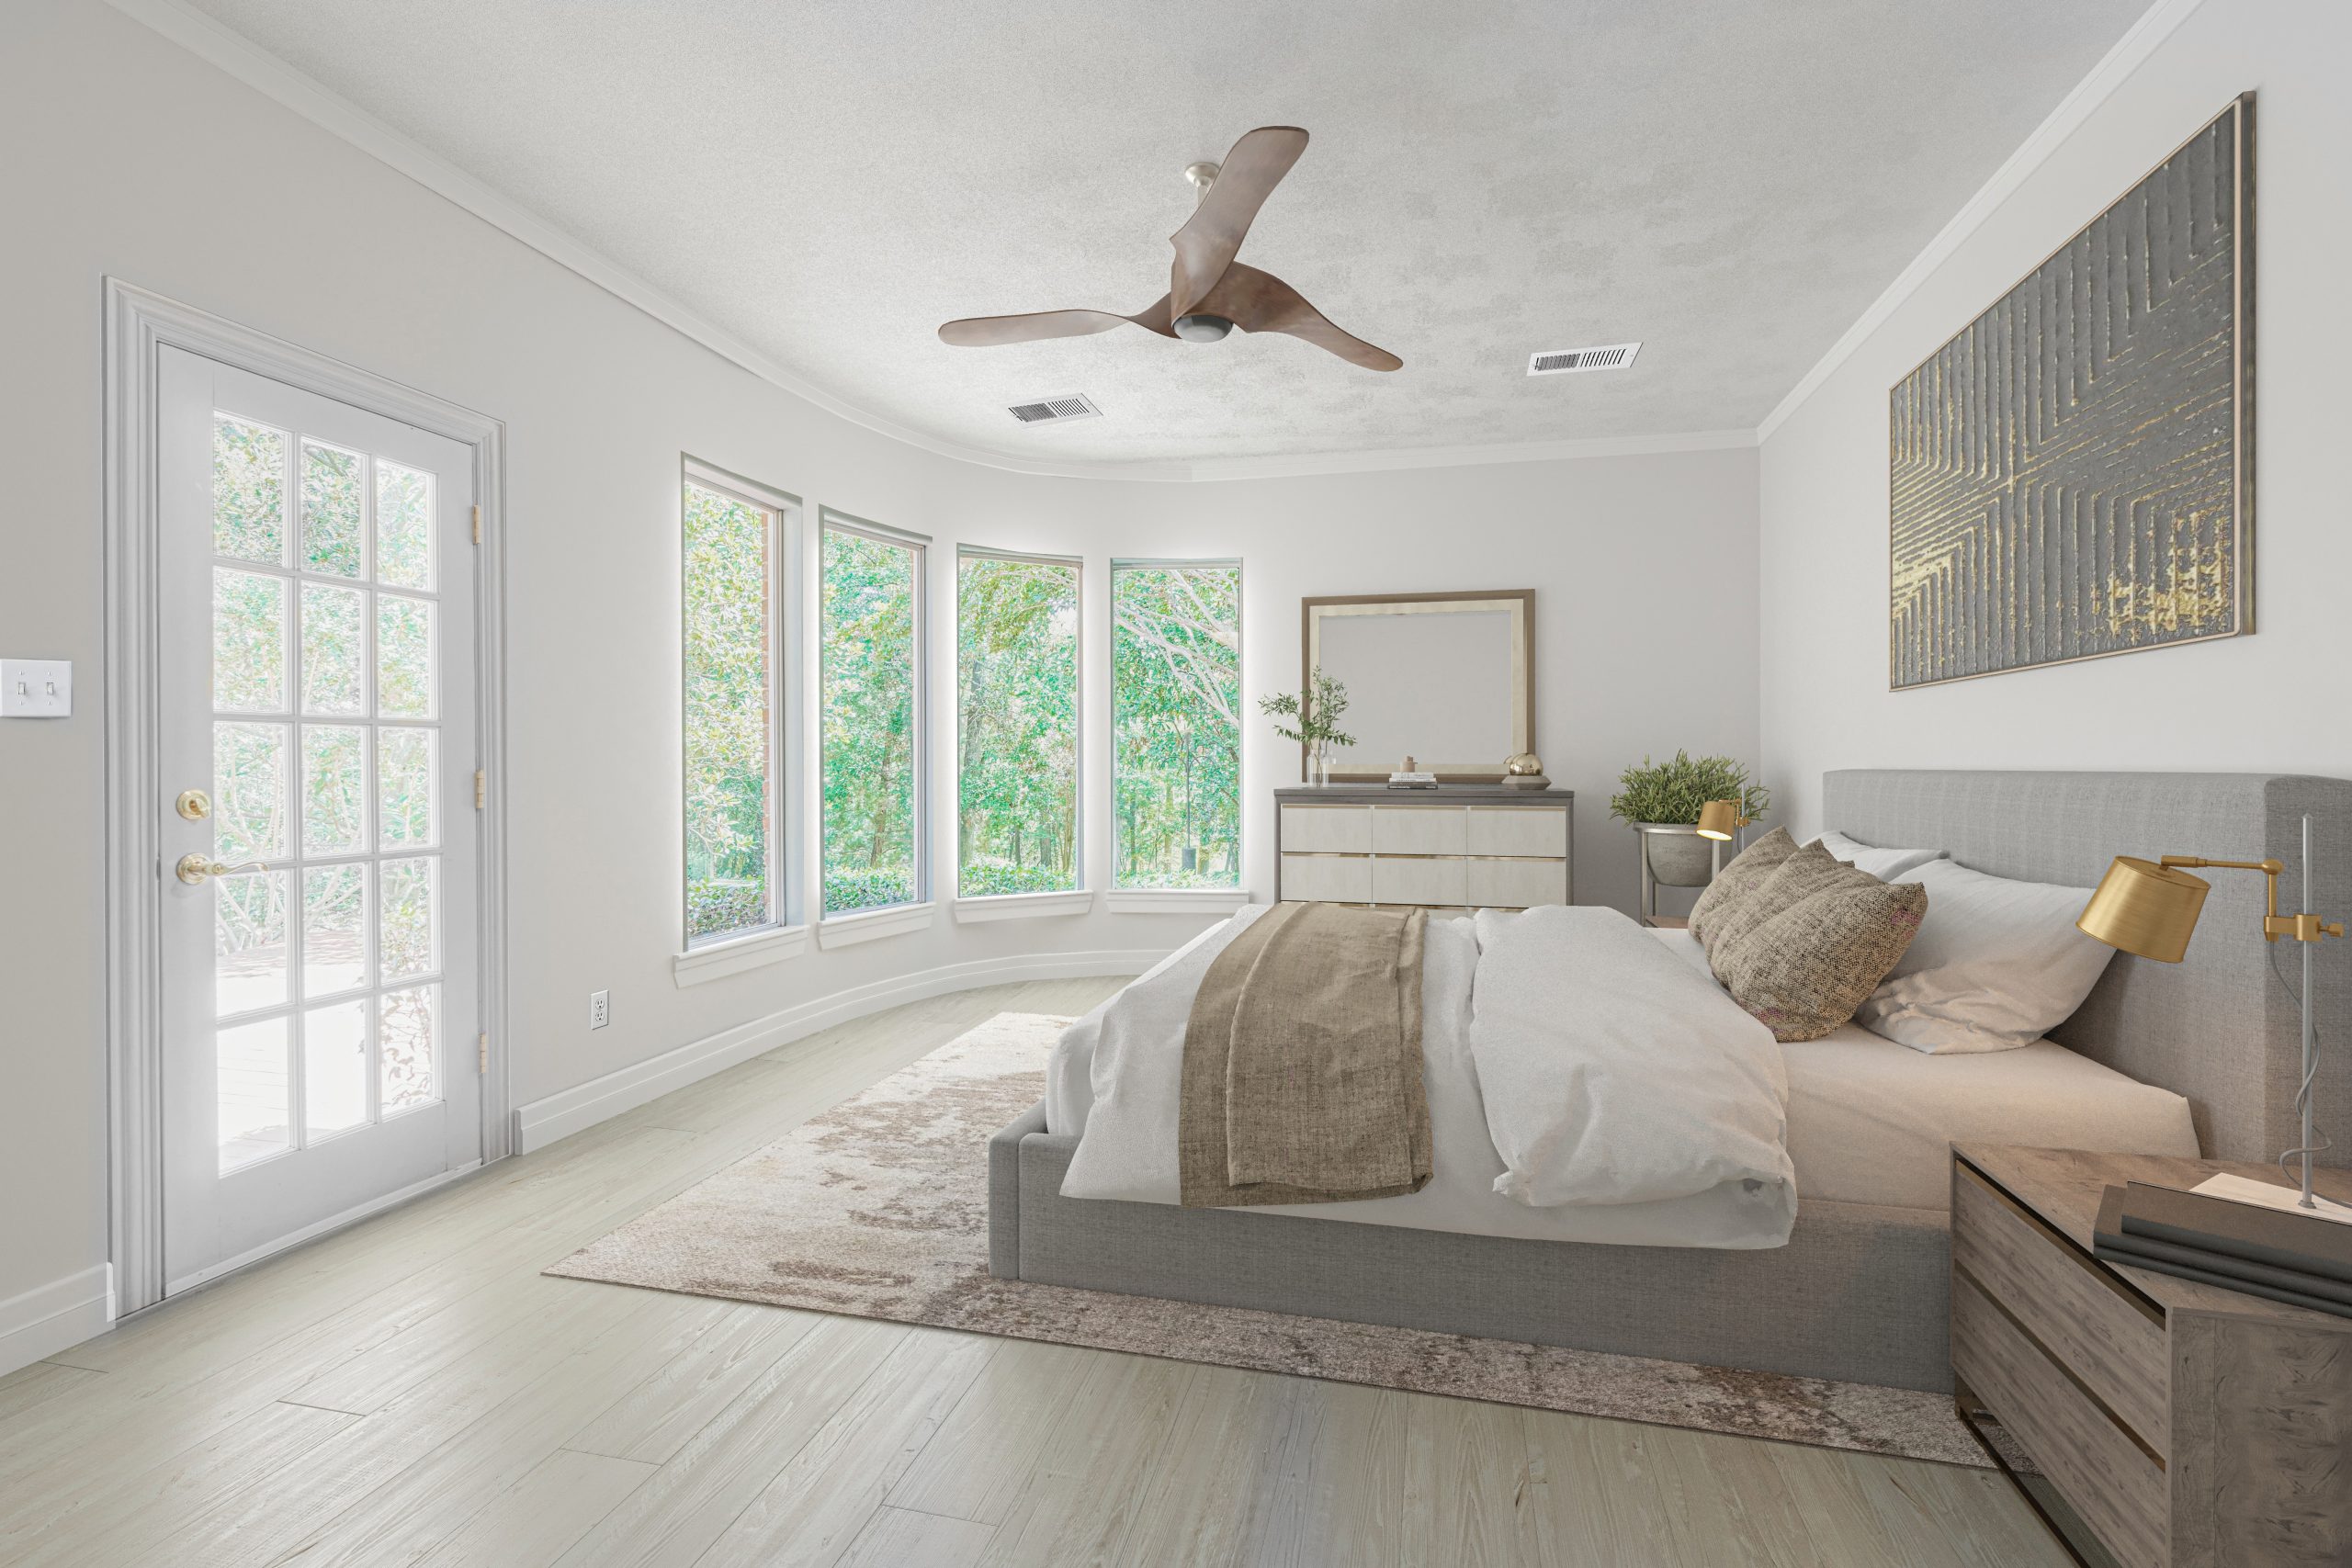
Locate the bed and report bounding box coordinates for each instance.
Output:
[988,770,2352,1392]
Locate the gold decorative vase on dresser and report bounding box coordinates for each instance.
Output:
[1950,1144,2352,1568]
[1273,786,1572,910]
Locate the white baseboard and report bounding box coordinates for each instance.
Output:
[0,1264,114,1377]
[514,946,1166,1153]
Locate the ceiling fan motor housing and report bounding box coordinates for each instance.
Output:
[1173,312,1234,342]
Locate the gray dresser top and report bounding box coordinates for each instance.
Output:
[1274,785,1572,806]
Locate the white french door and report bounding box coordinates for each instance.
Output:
[156,346,482,1292]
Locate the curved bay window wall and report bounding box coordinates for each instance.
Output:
[820,513,927,916]
[1112,561,1241,888]
[956,548,1081,897]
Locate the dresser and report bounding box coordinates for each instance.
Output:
[1272,786,1573,910]
[1951,1144,2352,1568]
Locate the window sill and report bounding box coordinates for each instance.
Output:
[952,889,1095,923]
[673,923,809,987]
[1101,887,1250,915]
[815,901,937,950]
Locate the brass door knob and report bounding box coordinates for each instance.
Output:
[175,854,266,885]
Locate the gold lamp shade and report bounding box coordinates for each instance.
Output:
[1696,800,1746,841]
[2076,856,2211,963]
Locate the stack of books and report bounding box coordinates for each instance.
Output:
[1386,772,1439,790]
[2093,1179,2352,1320]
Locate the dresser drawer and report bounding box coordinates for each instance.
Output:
[1466,806,1567,857]
[1370,856,1468,907]
[1280,805,1371,854]
[1466,858,1567,908]
[1951,1273,2165,1568]
[1370,806,1468,855]
[1280,854,1372,903]
[1951,1163,2166,1452]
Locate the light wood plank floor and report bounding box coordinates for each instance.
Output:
[0,979,2069,1566]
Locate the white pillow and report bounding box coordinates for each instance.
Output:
[1816,829,1947,881]
[1855,859,2116,1055]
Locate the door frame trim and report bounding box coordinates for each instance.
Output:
[102,279,512,1315]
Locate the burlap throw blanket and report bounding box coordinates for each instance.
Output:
[1179,900,1431,1207]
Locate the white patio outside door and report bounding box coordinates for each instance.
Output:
[154,345,483,1293]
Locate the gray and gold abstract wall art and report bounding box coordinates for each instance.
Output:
[1889,96,2252,690]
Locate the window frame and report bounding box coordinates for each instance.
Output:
[1107,558,1244,896]
[816,507,931,925]
[677,456,803,955]
[953,545,1085,908]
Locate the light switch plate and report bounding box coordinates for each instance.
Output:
[1,660,72,718]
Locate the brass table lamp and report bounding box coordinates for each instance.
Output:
[1695,799,1751,844]
[2076,815,2346,1209]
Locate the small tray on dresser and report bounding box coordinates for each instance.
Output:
[1951,1144,2352,1568]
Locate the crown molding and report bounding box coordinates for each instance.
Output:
[1173,427,1758,482]
[1754,0,2207,445]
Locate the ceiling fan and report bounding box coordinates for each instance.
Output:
[938,126,1402,373]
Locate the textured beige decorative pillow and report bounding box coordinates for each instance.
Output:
[1688,827,1799,954]
[1711,852,1929,1042]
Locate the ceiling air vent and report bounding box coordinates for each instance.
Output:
[1006,393,1103,425]
[1526,342,1642,377]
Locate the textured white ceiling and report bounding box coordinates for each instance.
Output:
[187,0,2148,467]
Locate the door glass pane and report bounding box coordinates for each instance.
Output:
[303,1000,371,1140]
[214,569,288,712]
[215,869,289,1017]
[301,863,369,997]
[380,857,438,982]
[302,441,366,578]
[377,596,435,719]
[213,416,287,565]
[376,461,435,591]
[300,583,366,716]
[301,724,368,857]
[380,986,437,1114]
[218,1015,290,1173]
[378,728,435,850]
[215,722,290,862]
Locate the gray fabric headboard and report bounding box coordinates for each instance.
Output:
[1823,770,2352,1166]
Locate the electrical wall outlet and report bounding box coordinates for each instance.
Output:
[589,990,610,1031]
[1,660,72,718]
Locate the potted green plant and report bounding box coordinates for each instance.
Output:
[1259,667,1356,785]
[1609,751,1771,887]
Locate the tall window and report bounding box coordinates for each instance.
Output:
[956,549,1080,897]
[820,513,924,915]
[1112,562,1241,888]
[681,467,790,945]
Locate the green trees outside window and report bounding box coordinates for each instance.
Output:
[957,552,1079,896]
[682,479,775,943]
[820,524,922,914]
[1113,564,1240,887]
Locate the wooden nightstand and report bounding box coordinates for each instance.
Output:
[1643,915,1690,930]
[1951,1145,2352,1568]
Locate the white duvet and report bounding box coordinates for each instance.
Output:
[1054,904,1798,1249]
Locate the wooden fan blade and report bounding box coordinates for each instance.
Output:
[1201,264,1402,372]
[1168,126,1309,321]
[938,299,1177,347]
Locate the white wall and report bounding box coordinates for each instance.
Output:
[1758,0,2352,840]
[0,0,1759,1347]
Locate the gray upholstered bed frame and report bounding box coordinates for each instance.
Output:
[988,771,2352,1393]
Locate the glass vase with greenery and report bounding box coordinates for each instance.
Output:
[1258,666,1356,784]
[1609,751,1770,825]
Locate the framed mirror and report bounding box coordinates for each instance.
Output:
[1302,590,1533,782]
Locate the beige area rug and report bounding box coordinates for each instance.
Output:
[548,1012,1988,1469]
